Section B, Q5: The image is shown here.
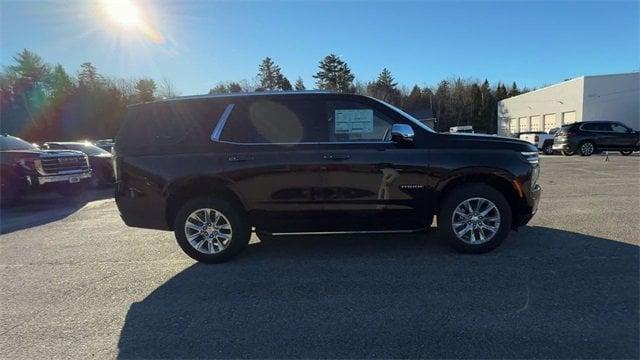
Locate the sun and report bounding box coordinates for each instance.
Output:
[102,0,142,29]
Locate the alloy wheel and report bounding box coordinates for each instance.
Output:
[184,208,233,254]
[451,197,501,244]
[581,142,594,156]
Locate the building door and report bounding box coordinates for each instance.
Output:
[543,113,557,132]
[530,115,542,132]
[562,111,577,125]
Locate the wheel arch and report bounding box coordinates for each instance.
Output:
[165,176,246,230]
[435,169,522,227]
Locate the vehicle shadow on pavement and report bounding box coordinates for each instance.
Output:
[0,188,113,234]
[117,226,639,359]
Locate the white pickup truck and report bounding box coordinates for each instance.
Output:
[518,130,556,155]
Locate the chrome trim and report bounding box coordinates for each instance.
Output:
[37,171,92,185]
[211,103,235,141]
[266,228,428,236]
[214,139,395,146]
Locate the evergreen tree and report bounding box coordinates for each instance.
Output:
[78,62,100,88]
[258,57,288,90]
[313,54,354,92]
[367,68,401,105]
[227,82,242,93]
[278,75,292,91]
[47,64,74,100]
[134,78,156,103]
[495,82,509,101]
[294,77,306,91]
[508,81,521,97]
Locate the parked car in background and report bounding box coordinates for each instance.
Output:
[114,92,541,263]
[43,142,114,186]
[0,134,92,205]
[553,121,640,156]
[519,131,555,155]
[95,139,115,153]
[449,125,474,133]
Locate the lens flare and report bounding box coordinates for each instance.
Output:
[100,0,164,44]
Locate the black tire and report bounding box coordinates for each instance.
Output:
[174,197,250,263]
[438,183,512,254]
[579,141,595,156]
[620,150,633,156]
[561,150,574,156]
[255,230,276,243]
[542,143,554,155]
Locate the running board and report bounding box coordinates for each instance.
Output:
[257,228,430,236]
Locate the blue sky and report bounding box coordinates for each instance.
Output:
[1,0,638,95]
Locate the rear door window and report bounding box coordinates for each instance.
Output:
[220,97,325,144]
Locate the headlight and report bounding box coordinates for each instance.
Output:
[521,151,539,165]
[18,158,41,172]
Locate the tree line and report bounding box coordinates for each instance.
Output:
[1,49,529,142]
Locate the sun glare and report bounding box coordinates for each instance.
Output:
[103,0,142,29]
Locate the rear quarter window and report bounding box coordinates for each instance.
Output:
[116,99,228,155]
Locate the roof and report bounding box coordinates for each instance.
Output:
[130,90,335,107]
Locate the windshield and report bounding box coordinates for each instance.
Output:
[371,98,436,133]
[0,136,36,151]
[62,143,110,156]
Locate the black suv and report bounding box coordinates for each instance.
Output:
[114,92,541,263]
[553,121,639,156]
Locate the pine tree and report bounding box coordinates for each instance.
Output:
[367,68,401,105]
[294,77,306,91]
[209,84,228,94]
[258,57,288,90]
[47,64,74,100]
[134,78,156,102]
[508,81,520,97]
[227,82,242,93]
[278,75,292,91]
[313,54,354,92]
[78,62,100,88]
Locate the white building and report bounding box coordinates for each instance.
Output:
[497,72,639,136]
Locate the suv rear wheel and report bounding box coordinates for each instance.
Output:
[620,150,633,156]
[579,141,595,156]
[174,197,250,263]
[438,184,512,253]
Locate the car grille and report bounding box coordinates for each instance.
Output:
[40,156,90,175]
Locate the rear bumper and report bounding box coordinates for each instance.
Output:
[552,140,577,152]
[115,183,170,231]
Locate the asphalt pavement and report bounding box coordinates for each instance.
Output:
[0,154,638,359]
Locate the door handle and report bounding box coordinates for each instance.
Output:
[323,154,350,161]
[228,155,255,162]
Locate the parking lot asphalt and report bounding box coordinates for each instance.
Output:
[1,154,638,359]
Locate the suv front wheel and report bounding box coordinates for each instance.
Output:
[174,197,250,263]
[438,184,512,253]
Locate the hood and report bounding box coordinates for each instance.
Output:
[437,132,537,152]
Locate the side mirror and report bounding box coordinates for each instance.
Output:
[391,124,414,143]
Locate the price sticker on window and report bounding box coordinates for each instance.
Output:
[334,109,373,134]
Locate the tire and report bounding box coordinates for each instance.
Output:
[620,150,633,156]
[438,183,512,254]
[174,197,250,263]
[542,143,554,155]
[579,141,595,156]
[561,150,574,156]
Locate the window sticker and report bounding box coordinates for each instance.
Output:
[334,109,373,134]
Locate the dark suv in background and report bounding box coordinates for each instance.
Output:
[114,92,541,263]
[553,121,639,156]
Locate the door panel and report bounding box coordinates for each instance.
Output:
[320,143,431,231]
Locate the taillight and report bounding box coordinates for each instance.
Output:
[534,135,539,142]
[566,131,576,136]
